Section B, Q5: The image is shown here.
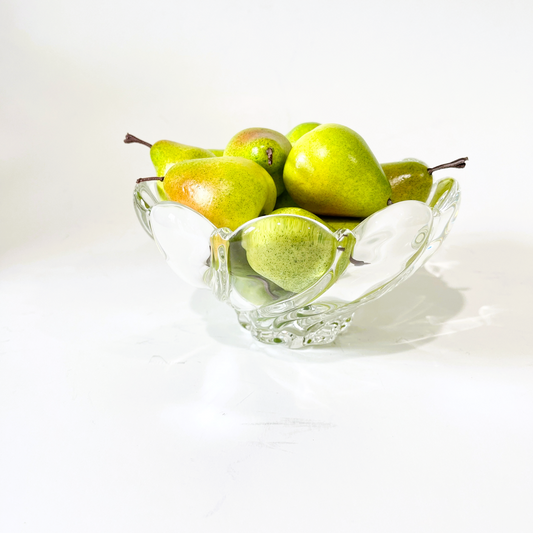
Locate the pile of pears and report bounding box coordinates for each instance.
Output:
[127,124,466,294]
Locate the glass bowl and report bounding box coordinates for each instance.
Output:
[133,177,460,348]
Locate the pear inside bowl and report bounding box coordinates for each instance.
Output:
[238,215,337,293]
[134,175,460,348]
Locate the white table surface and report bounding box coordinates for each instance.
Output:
[3,228,533,532]
[2,0,533,531]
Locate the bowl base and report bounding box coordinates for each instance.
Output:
[238,309,354,348]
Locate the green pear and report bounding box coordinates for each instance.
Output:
[232,276,279,306]
[274,189,300,209]
[271,207,340,232]
[286,122,320,144]
[124,133,215,174]
[150,141,215,175]
[241,213,337,293]
[321,216,362,231]
[382,157,468,203]
[283,124,392,218]
[124,134,216,200]
[228,244,287,306]
[270,207,329,225]
[157,156,277,231]
[224,127,292,196]
[209,148,225,157]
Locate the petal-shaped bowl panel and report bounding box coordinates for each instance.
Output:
[133,177,460,348]
[150,202,215,288]
[321,200,433,305]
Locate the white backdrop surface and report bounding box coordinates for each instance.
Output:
[1,1,533,532]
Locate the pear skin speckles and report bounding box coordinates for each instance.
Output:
[163,157,276,231]
[242,215,337,293]
[224,128,292,196]
[270,207,328,226]
[381,159,433,203]
[150,140,215,177]
[283,124,391,218]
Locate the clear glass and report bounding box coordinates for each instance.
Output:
[134,176,460,348]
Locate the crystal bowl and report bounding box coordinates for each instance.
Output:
[133,177,460,348]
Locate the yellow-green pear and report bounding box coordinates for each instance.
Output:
[270,207,327,225]
[156,157,277,231]
[274,189,300,210]
[124,133,216,175]
[271,207,341,232]
[274,209,362,232]
[321,217,362,231]
[224,127,292,196]
[124,134,216,200]
[283,124,392,218]
[382,157,468,203]
[241,213,336,293]
[286,122,320,144]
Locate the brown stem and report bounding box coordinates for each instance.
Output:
[350,257,370,267]
[266,147,273,166]
[124,133,152,148]
[337,247,370,266]
[136,176,164,184]
[427,157,468,175]
[249,275,279,299]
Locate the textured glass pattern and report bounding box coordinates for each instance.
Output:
[134,177,460,348]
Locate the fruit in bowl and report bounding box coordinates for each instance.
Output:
[224,127,292,196]
[127,124,465,347]
[283,123,392,218]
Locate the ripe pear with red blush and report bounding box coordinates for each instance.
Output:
[224,127,291,196]
[138,157,277,232]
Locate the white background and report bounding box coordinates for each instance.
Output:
[1,0,533,531]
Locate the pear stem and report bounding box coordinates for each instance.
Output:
[124,133,152,148]
[337,247,370,266]
[427,157,468,175]
[136,176,164,184]
[266,148,273,166]
[249,275,279,299]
